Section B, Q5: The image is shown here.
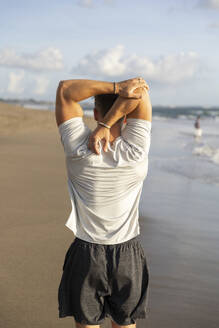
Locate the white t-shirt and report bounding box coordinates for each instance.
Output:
[58,116,152,244]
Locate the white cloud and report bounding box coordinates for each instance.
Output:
[72,45,199,84]
[6,70,50,96]
[198,0,219,9]
[34,76,49,95]
[0,47,64,71]
[8,71,25,94]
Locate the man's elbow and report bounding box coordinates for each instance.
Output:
[57,80,65,91]
[56,80,68,100]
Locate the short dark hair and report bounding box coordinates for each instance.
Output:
[94,94,119,117]
[94,94,124,124]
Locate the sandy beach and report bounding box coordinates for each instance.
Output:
[1,102,218,328]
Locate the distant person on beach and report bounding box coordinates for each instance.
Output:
[55,77,152,328]
[194,115,202,137]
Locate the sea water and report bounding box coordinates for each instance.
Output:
[138,117,219,326]
[140,116,219,222]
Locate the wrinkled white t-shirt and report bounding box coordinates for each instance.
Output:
[58,117,152,244]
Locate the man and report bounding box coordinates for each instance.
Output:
[56,77,152,328]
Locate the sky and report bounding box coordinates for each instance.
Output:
[0,0,219,106]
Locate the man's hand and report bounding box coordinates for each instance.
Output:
[117,77,149,99]
[88,125,110,155]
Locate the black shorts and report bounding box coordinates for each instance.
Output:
[58,236,150,326]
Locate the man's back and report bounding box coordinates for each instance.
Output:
[58,116,152,244]
[56,78,152,326]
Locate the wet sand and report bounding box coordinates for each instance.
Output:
[0,102,218,328]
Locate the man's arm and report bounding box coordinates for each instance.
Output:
[55,80,114,127]
[101,88,152,127]
[55,78,148,127]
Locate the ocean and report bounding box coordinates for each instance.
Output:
[139,115,218,224]
[3,98,219,119]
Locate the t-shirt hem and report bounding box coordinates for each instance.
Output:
[65,222,140,245]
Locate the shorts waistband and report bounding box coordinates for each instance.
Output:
[73,236,141,250]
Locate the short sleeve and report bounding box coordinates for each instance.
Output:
[58,117,91,158]
[119,118,152,160]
